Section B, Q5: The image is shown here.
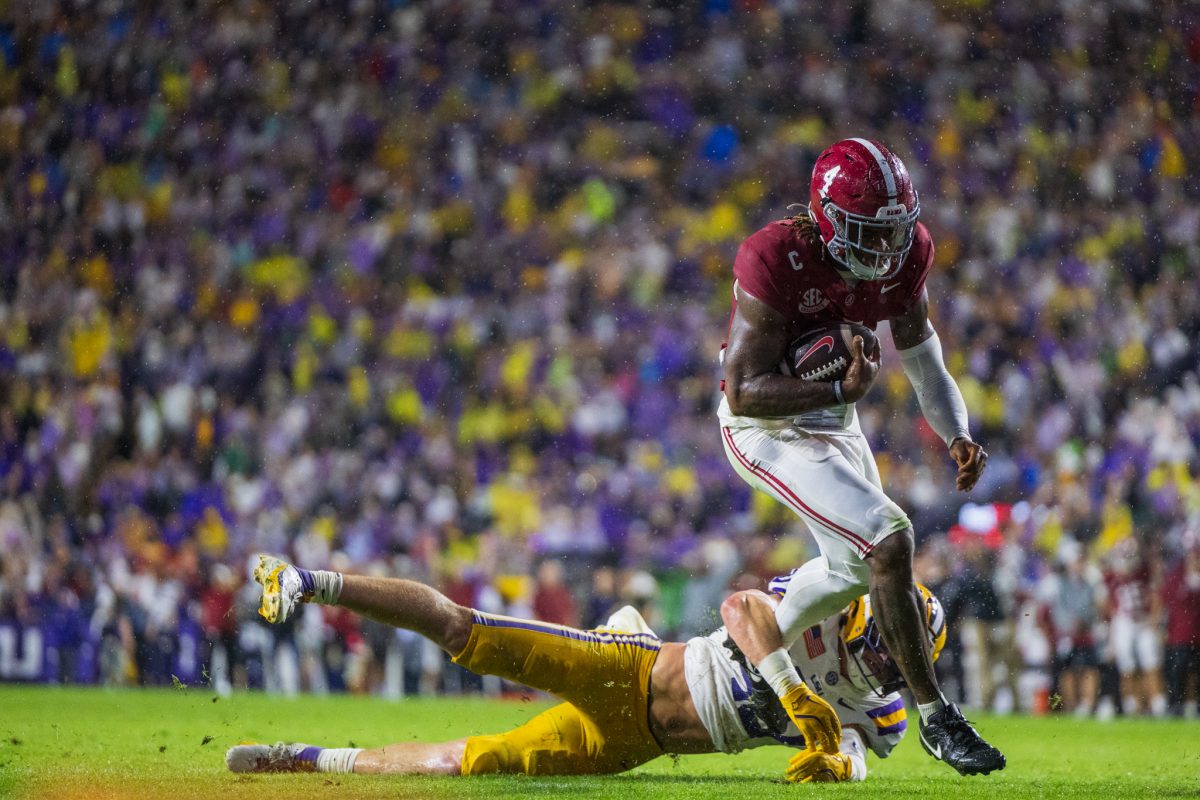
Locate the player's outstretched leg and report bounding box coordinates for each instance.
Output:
[353,740,466,774]
[867,531,1006,776]
[251,554,473,653]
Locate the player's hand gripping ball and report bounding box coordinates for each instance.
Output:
[782,322,878,383]
[785,749,853,783]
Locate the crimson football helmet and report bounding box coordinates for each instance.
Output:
[809,138,920,281]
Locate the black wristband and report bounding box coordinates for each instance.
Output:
[833,380,845,404]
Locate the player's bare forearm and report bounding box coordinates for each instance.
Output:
[720,590,784,665]
[724,287,839,417]
[724,589,843,752]
[725,371,839,418]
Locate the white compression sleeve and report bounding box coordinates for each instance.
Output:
[897,330,970,447]
[840,728,869,782]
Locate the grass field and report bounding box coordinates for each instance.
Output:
[0,686,1197,800]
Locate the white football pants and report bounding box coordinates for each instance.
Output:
[719,403,911,646]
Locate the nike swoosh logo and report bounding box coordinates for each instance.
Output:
[794,336,835,367]
[836,698,855,712]
[880,282,902,294]
[920,728,943,760]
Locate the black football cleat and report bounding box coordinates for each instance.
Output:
[918,703,1006,776]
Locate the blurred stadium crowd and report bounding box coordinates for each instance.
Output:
[2,0,1199,718]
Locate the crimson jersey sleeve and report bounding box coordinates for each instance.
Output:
[897,227,934,314]
[732,235,790,318]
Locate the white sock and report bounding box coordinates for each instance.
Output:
[299,568,343,605]
[315,747,362,774]
[918,696,949,723]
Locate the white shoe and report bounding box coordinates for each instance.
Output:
[226,742,316,773]
[598,605,658,637]
[253,555,305,624]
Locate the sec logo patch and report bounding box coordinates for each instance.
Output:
[798,288,830,314]
[825,671,839,686]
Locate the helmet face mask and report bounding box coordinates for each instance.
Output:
[846,616,906,696]
[809,138,921,282]
[841,585,947,697]
[822,199,920,281]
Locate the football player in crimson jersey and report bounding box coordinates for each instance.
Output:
[719,138,1004,775]
[1101,538,1167,716]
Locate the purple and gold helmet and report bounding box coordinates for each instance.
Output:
[840,584,947,696]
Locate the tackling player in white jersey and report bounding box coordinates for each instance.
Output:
[227,556,946,782]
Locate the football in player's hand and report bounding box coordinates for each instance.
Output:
[782,323,879,382]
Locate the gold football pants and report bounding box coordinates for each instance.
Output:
[454,612,664,776]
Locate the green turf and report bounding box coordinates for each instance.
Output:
[0,686,1197,799]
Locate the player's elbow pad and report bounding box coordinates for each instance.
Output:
[898,331,970,447]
